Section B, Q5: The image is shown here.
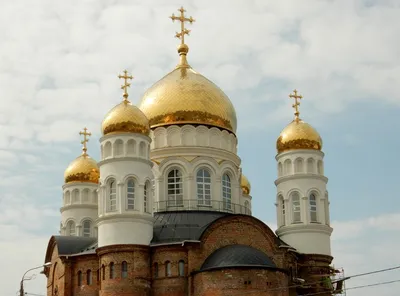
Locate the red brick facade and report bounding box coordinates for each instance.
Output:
[44,215,333,296]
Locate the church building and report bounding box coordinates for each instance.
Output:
[43,7,340,296]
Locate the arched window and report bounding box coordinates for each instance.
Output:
[121,261,128,278]
[83,220,91,237]
[126,178,135,210]
[139,142,146,157]
[114,139,123,156]
[291,192,301,223]
[309,193,318,223]
[104,141,112,158]
[197,169,211,206]
[294,158,304,173]
[127,139,136,155]
[144,181,150,213]
[82,189,89,202]
[282,198,286,226]
[317,160,324,175]
[167,169,183,207]
[178,260,185,276]
[307,158,315,173]
[222,174,231,210]
[153,263,159,278]
[64,191,71,205]
[244,200,250,215]
[284,159,292,175]
[86,270,92,285]
[102,264,105,280]
[72,189,79,203]
[77,271,83,286]
[108,179,117,212]
[165,261,171,277]
[278,162,283,177]
[67,221,75,236]
[325,192,330,225]
[92,190,97,204]
[109,262,115,279]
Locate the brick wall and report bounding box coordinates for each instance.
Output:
[97,244,151,296]
[192,268,289,296]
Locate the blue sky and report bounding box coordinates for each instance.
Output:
[1,0,400,295]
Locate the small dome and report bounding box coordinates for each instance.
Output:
[64,154,99,184]
[102,101,150,136]
[201,245,277,271]
[139,47,237,134]
[276,119,322,154]
[241,174,251,195]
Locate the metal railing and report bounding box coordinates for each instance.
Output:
[153,199,252,215]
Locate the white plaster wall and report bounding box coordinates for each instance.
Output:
[275,149,333,256]
[97,133,154,247]
[97,216,154,246]
[60,182,98,237]
[276,225,332,255]
[151,125,238,154]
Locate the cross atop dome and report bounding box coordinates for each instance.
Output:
[79,127,91,156]
[289,89,303,120]
[118,70,134,102]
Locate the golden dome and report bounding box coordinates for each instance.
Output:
[241,174,251,196]
[138,46,237,134]
[102,101,150,136]
[64,154,99,184]
[276,119,323,154]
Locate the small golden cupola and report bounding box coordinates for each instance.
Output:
[276,89,323,154]
[241,174,251,196]
[139,7,237,134]
[64,128,100,184]
[102,70,150,136]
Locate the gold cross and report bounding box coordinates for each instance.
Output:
[170,7,195,45]
[118,70,134,101]
[289,89,303,120]
[79,127,91,155]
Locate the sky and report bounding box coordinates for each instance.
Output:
[0,0,399,295]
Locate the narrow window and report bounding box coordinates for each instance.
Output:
[144,181,150,213]
[178,260,185,276]
[154,263,159,278]
[96,269,99,282]
[109,262,114,279]
[67,221,75,236]
[109,180,117,211]
[165,261,171,277]
[77,271,82,286]
[309,193,318,223]
[167,169,183,207]
[102,265,105,280]
[244,200,250,215]
[121,261,128,278]
[87,270,92,285]
[282,198,286,226]
[83,220,91,237]
[126,178,135,210]
[197,169,211,206]
[222,174,232,210]
[292,192,301,223]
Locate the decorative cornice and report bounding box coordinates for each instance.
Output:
[275,149,325,160]
[60,204,98,213]
[98,156,153,167]
[62,182,98,190]
[276,223,333,236]
[99,132,151,143]
[97,213,154,224]
[275,173,328,186]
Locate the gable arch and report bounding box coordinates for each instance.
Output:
[102,175,118,185]
[158,157,190,176]
[199,215,280,265]
[306,188,322,197]
[286,188,303,200]
[191,157,219,176]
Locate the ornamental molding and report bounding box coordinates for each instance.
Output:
[275,174,328,186]
[98,156,153,167]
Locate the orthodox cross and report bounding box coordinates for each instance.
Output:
[118,70,134,101]
[289,89,303,120]
[79,127,91,155]
[170,7,195,44]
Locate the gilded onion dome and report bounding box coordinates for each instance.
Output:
[276,89,323,154]
[139,8,237,134]
[101,70,150,136]
[64,128,100,184]
[241,174,251,196]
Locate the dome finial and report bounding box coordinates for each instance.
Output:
[79,127,91,156]
[170,7,195,68]
[118,70,134,103]
[289,89,303,121]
